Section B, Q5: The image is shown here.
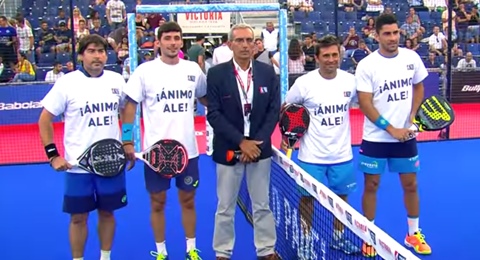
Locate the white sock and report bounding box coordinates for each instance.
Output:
[186,237,196,252]
[333,229,344,240]
[407,217,419,235]
[156,241,167,255]
[100,250,111,260]
[73,258,84,260]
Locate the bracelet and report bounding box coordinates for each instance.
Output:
[122,141,133,146]
[44,143,60,160]
[374,115,390,130]
[122,123,133,142]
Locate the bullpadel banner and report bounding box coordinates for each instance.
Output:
[451,71,480,103]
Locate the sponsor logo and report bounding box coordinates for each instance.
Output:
[346,211,353,225]
[360,161,379,169]
[0,101,42,110]
[354,219,367,233]
[369,229,377,245]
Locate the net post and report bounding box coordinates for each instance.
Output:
[127,13,142,153]
[278,8,288,103]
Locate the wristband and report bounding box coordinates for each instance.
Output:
[122,123,133,142]
[44,143,60,160]
[374,115,389,130]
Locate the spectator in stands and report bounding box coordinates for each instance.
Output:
[343,27,360,58]
[424,51,441,69]
[12,52,35,82]
[15,17,34,64]
[405,38,419,51]
[302,34,316,71]
[261,22,279,53]
[340,0,365,12]
[254,38,273,65]
[55,9,68,30]
[67,7,85,34]
[55,21,72,53]
[362,17,376,44]
[135,12,146,43]
[457,4,470,43]
[106,0,127,30]
[212,34,232,65]
[87,10,101,30]
[442,6,456,34]
[117,37,129,62]
[0,16,18,69]
[400,16,423,47]
[423,0,447,12]
[428,25,447,56]
[154,18,167,38]
[366,0,384,13]
[457,51,477,71]
[45,61,64,82]
[65,61,75,73]
[351,39,371,68]
[288,38,305,74]
[468,6,480,43]
[107,27,127,51]
[76,20,90,41]
[90,19,108,39]
[187,34,206,72]
[36,21,56,56]
[146,13,163,30]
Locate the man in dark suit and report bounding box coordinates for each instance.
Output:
[207,23,280,260]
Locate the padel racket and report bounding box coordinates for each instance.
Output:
[69,139,127,177]
[411,95,455,132]
[135,139,188,178]
[279,103,310,158]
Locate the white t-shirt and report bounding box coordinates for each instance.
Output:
[285,69,357,164]
[124,58,207,159]
[212,44,233,65]
[41,70,126,173]
[355,48,428,143]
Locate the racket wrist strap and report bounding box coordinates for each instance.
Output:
[122,123,133,142]
[44,143,60,160]
[374,115,390,130]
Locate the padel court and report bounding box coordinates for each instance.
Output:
[0,104,478,260]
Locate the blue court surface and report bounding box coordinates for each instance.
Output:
[0,139,477,260]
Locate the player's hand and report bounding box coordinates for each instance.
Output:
[50,156,72,171]
[387,127,415,142]
[239,153,252,163]
[280,140,289,152]
[239,139,263,160]
[123,143,136,170]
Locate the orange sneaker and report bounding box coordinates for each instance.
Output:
[362,242,377,257]
[404,230,432,255]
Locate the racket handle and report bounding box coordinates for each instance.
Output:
[286,149,293,159]
[67,160,78,166]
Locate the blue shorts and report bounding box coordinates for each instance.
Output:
[358,139,420,174]
[63,172,127,214]
[144,157,199,193]
[297,160,357,196]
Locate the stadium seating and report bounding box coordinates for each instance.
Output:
[17,0,480,77]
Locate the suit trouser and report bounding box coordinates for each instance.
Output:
[213,158,277,258]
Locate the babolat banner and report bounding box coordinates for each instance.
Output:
[451,71,480,103]
[0,84,61,125]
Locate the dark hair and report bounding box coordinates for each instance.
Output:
[315,34,340,56]
[375,13,398,33]
[221,34,228,42]
[288,38,302,60]
[53,61,62,66]
[77,34,108,55]
[157,21,183,39]
[304,34,312,40]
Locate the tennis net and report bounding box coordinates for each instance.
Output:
[237,147,420,260]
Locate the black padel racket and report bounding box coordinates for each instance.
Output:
[412,95,455,132]
[279,103,311,158]
[69,139,127,177]
[135,139,188,178]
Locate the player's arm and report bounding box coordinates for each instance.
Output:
[355,64,394,132]
[253,67,280,149]
[38,82,70,169]
[206,67,245,146]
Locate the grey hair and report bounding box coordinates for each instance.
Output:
[228,23,255,41]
